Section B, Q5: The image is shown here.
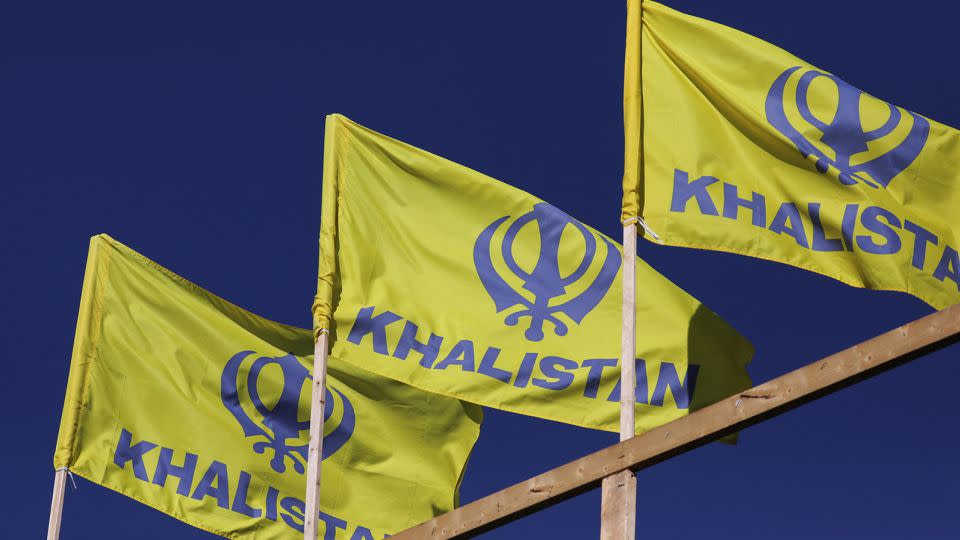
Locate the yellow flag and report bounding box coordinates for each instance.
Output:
[55,235,481,539]
[313,114,752,434]
[623,1,960,308]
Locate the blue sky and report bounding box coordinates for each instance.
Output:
[4,1,958,538]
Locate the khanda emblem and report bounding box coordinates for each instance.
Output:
[766,66,929,189]
[474,203,621,342]
[221,351,355,474]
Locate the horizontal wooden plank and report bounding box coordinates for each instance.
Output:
[392,304,960,539]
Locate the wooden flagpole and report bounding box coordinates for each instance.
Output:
[600,223,638,539]
[391,303,960,539]
[604,0,645,530]
[304,330,330,540]
[46,468,68,540]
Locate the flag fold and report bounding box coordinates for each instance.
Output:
[313,114,753,434]
[624,0,960,308]
[56,234,481,539]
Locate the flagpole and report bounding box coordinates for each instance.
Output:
[600,223,638,539]
[47,468,67,540]
[304,330,330,540]
[619,223,637,445]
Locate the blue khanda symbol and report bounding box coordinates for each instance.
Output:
[221,352,355,474]
[766,66,929,189]
[473,202,621,342]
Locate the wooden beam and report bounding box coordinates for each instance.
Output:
[392,303,960,539]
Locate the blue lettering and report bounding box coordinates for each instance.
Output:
[231,470,262,518]
[113,428,157,481]
[769,202,809,248]
[266,486,280,521]
[350,526,376,540]
[670,169,719,216]
[393,320,443,368]
[319,511,348,540]
[809,203,844,252]
[934,246,960,291]
[532,356,578,391]
[191,460,230,509]
[581,358,618,399]
[904,220,938,270]
[348,306,401,354]
[434,340,476,371]
[477,347,512,383]
[841,203,860,251]
[856,206,902,255]
[513,353,538,388]
[722,182,766,226]
[109,433,378,539]
[651,363,699,409]
[152,447,197,496]
[280,496,305,533]
[605,359,649,404]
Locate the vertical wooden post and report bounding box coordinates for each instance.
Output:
[304,331,330,540]
[600,223,638,539]
[392,304,960,539]
[47,468,67,540]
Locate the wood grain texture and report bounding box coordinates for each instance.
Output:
[304,332,329,540]
[600,223,638,540]
[392,304,960,539]
[46,469,67,540]
[600,471,636,540]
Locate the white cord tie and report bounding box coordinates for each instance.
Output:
[57,467,78,490]
[624,216,662,243]
[636,217,661,242]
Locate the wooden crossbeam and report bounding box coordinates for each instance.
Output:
[392,303,960,539]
